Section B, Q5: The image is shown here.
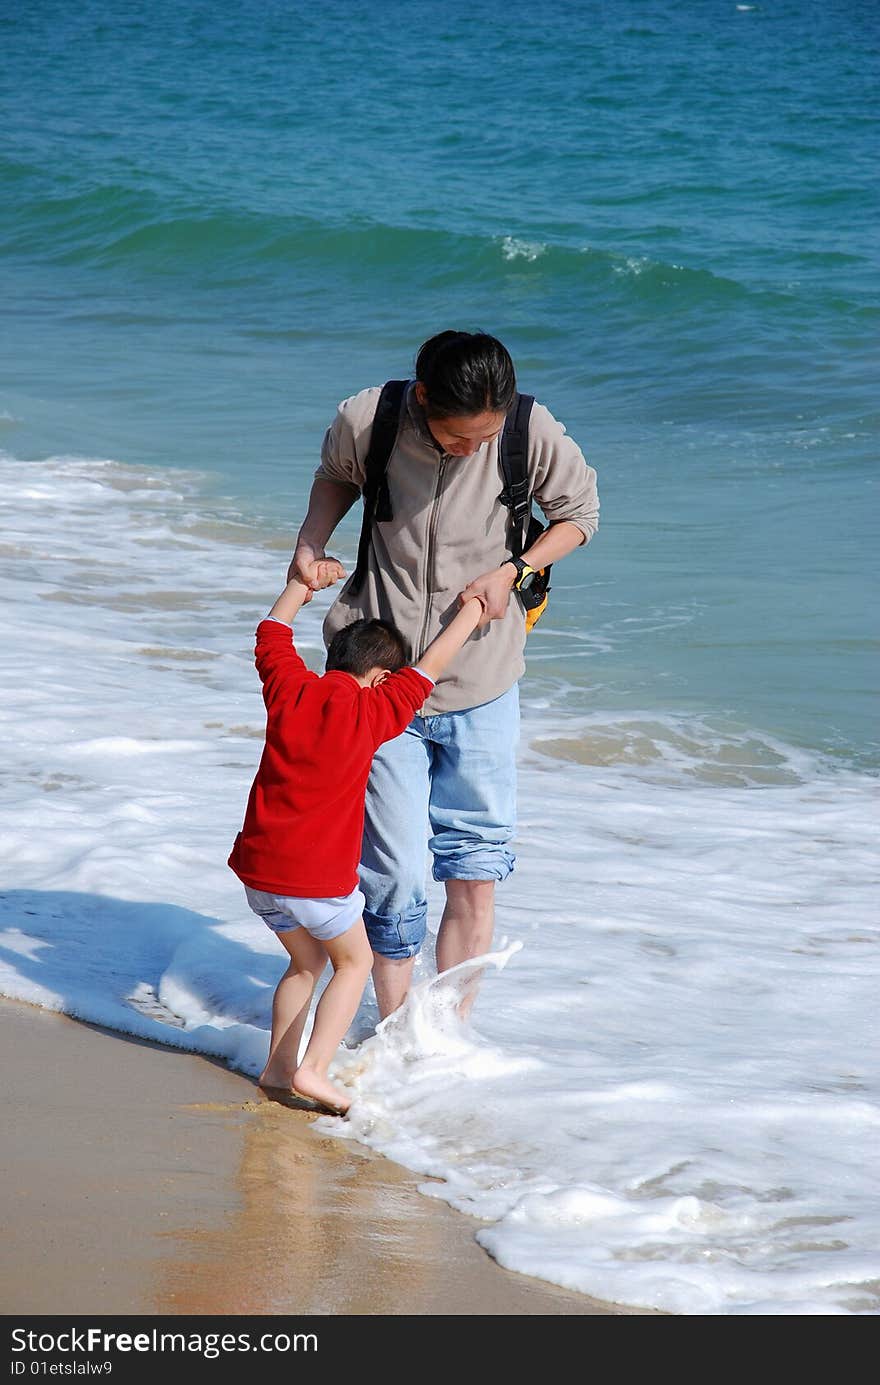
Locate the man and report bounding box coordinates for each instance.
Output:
[289,331,599,1018]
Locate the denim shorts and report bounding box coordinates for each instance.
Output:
[244,885,366,942]
[359,683,519,961]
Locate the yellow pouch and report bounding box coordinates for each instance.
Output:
[525,591,548,632]
[522,571,550,632]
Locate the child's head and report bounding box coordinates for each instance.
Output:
[326,618,410,686]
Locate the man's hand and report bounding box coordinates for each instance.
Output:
[459,564,516,624]
[288,546,346,591]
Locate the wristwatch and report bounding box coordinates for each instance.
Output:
[502,556,538,592]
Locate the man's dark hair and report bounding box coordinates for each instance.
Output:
[326,618,410,677]
[415,330,516,419]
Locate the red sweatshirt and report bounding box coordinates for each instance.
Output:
[228,619,432,897]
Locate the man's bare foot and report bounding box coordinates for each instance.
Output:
[292,1064,351,1115]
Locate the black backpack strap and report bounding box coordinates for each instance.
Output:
[499,392,535,558]
[348,379,408,595]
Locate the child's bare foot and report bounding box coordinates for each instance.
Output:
[258,1065,296,1093]
[293,1064,351,1115]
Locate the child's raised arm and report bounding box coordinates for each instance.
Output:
[415,597,487,685]
[267,559,345,624]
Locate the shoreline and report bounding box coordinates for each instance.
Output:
[0,997,652,1316]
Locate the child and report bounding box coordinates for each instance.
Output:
[228,561,490,1115]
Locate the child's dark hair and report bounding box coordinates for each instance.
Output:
[415,330,517,419]
[326,619,410,677]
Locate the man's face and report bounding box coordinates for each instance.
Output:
[424,407,507,457]
[415,382,506,457]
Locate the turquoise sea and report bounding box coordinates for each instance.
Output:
[2,0,877,767]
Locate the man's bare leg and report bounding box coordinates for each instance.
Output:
[436,879,496,968]
[371,952,416,1020]
[435,879,496,1018]
[371,881,495,1020]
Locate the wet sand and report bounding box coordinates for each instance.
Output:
[0,997,651,1316]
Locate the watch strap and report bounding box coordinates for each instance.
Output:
[502,556,536,589]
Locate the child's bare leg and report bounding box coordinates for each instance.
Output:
[259,927,327,1090]
[293,919,373,1114]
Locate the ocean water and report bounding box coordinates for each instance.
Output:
[1,0,878,1315]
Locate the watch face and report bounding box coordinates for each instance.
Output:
[517,567,539,592]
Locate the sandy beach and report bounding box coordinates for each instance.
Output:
[0,997,649,1317]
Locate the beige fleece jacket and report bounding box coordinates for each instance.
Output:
[316,382,598,714]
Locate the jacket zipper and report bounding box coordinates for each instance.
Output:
[417,453,448,659]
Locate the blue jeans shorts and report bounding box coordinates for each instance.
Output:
[360,683,518,961]
[244,885,366,943]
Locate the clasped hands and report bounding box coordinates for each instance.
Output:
[290,547,513,625]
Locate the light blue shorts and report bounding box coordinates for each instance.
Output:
[244,885,366,943]
[360,683,519,962]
